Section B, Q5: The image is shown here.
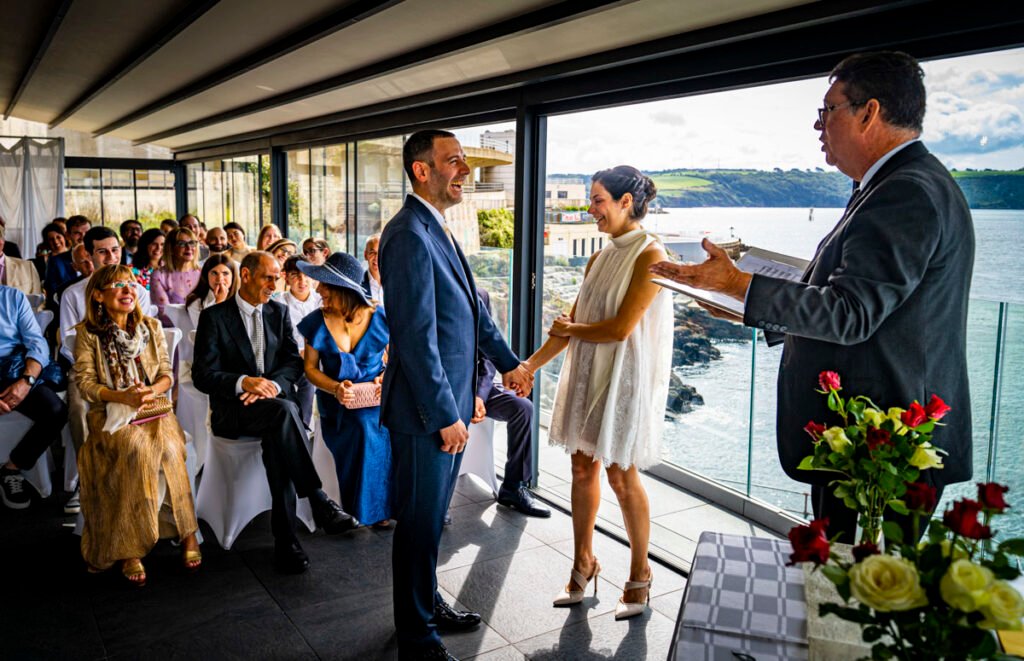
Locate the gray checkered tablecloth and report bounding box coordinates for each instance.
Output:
[670,532,808,661]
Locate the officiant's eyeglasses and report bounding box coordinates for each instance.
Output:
[817,101,863,124]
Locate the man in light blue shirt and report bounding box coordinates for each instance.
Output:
[0,286,68,509]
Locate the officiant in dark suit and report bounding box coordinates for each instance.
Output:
[651,51,975,543]
[192,251,353,574]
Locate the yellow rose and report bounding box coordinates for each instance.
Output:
[849,554,929,612]
[909,443,944,470]
[940,559,994,612]
[863,408,886,428]
[979,580,1024,630]
[887,407,907,434]
[822,426,852,453]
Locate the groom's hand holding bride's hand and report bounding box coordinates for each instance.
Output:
[439,419,469,455]
[502,362,534,398]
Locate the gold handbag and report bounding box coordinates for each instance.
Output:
[130,395,173,425]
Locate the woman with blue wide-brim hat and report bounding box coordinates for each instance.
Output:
[296,252,392,527]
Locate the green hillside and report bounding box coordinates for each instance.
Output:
[550,168,1024,209]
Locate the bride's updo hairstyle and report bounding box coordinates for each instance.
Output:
[591,165,658,220]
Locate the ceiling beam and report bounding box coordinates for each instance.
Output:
[92,0,407,137]
[48,0,222,128]
[3,0,75,120]
[126,0,641,144]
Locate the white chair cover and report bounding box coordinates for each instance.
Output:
[26,293,44,310]
[33,309,52,330]
[0,413,55,498]
[176,380,209,470]
[312,416,341,505]
[163,304,194,366]
[196,434,315,550]
[460,417,498,496]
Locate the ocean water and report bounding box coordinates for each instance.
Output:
[643,208,1024,537]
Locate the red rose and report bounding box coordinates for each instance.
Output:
[852,542,880,563]
[818,371,841,392]
[787,518,831,566]
[943,499,992,540]
[904,481,938,513]
[925,394,951,421]
[901,401,928,428]
[804,421,826,441]
[977,482,1010,512]
[866,427,892,452]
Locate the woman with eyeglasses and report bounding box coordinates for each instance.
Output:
[72,264,200,586]
[301,238,330,266]
[150,227,202,319]
[130,229,165,291]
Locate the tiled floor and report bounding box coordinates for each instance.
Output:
[0,427,780,659]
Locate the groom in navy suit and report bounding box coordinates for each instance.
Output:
[380,130,534,661]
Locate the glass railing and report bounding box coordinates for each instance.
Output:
[468,247,514,342]
[536,296,1024,540]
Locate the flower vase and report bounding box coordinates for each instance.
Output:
[859,515,883,545]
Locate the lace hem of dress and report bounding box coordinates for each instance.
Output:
[547,436,660,472]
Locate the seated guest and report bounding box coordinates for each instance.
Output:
[151,227,201,318]
[267,238,298,294]
[205,227,229,258]
[301,238,330,266]
[55,243,94,305]
[185,254,238,328]
[131,229,165,290]
[298,253,391,528]
[119,219,142,265]
[0,224,42,297]
[361,233,383,304]
[256,224,282,252]
[280,255,321,428]
[474,288,550,518]
[0,286,69,510]
[159,218,178,234]
[34,222,69,283]
[72,265,200,585]
[0,217,20,257]
[179,215,208,261]
[45,215,90,310]
[224,222,250,263]
[192,251,354,574]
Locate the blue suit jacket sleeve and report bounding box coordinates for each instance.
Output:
[382,229,462,430]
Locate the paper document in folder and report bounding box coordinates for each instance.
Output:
[653,247,809,317]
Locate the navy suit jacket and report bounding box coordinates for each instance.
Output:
[745,142,974,488]
[379,196,519,435]
[191,296,304,436]
[44,251,77,310]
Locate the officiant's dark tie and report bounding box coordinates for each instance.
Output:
[843,183,864,217]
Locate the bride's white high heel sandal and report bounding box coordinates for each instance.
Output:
[552,559,601,606]
[614,571,652,620]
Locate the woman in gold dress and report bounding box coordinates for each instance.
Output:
[72,264,200,586]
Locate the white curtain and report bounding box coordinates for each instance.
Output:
[0,137,64,254]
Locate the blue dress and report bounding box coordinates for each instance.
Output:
[298,308,391,525]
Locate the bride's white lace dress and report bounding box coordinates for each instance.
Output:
[548,227,674,469]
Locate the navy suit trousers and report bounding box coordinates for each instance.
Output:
[481,384,533,487]
[390,430,463,649]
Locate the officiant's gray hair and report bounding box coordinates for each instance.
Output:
[591,165,657,220]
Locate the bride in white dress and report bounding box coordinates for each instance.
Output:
[524,165,673,620]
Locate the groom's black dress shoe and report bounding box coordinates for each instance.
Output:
[273,540,310,574]
[498,482,551,518]
[398,642,459,661]
[311,492,356,534]
[433,599,481,631]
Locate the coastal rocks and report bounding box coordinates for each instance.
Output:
[666,372,704,418]
[671,300,749,367]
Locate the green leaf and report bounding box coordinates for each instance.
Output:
[797,456,816,471]
[882,521,904,544]
[821,564,849,586]
[872,642,894,660]
[820,604,876,625]
[997,538,1024,556]
[862,625,885,642]
[887,500,909,516]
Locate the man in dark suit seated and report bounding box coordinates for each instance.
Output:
[472,287,550,518]
[192,251,354,574]
[651,51,975,544]
[44,215,90,311]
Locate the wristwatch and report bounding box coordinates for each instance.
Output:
[21,374,37,386]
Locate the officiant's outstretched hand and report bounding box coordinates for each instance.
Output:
[649,238,752,302]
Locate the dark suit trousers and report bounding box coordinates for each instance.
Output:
[1,379,67,470]
[812,472,944,545]
[482,385,533,487]
[295,376,315,429]
[225,397,321,543]
[390,430,463,649]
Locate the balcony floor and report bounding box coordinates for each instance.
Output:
[1,427,780,659]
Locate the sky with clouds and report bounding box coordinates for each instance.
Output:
[453,47,1024,175]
